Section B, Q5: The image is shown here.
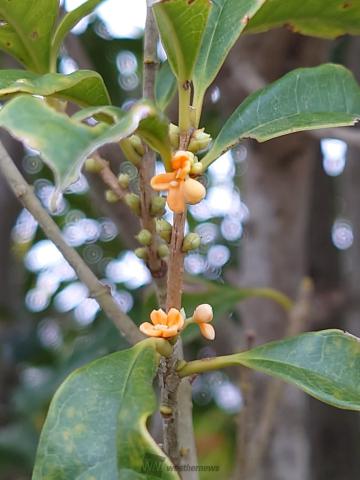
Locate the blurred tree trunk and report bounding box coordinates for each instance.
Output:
[305,35,360,480]
[211,29,359,480]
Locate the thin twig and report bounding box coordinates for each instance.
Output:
[140,5,167,308]
[0,142,143,345]
[93,154,129,200]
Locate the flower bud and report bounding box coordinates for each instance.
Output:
[129,134,145,156]
[182,232,201,252]
[105,190,119,203]
[125,193,141,216]
[188,128,212,153]
[118,173,130,189]
[169,123,180,149]
[193,304,213,324]
[134,247,148,260]
[190,162,204,176]
[150,195,166,217]
[160,405,173,416]
[156,219,172,243]
[157,244,170,258]
[136,229,152,246]
[85,157,103,173]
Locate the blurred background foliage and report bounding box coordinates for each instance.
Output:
[0,1,360,479]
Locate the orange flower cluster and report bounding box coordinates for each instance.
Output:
[139,308,184,338]
[139,304,215,341]
[150,151,206,213]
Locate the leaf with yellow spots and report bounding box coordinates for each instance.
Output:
[236,330,360,411]
[32,340,179,479]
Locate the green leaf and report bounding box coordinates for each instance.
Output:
[0,96,171,194]
[32,340,178,479]
[202,64,360,168]
[155,61,177,111]
[237,330,360,411]
[193,0,266,120]
[0,69,110,107]
[51,0,106,70]
[152,0,211,83]
[246,0,360,38]
[0,0,59,72]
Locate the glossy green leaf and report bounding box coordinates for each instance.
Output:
[155,61,177,111]
[51,0,106,69]
[0,69,110,107]
[152,0,211,83]
[202,64,360,168]
[246,0,360,38]
[0,96,171,194]
[32,340,178,479]
[236,330,360,410]
[0,0,59,72]
[193,0,266,119]
[72,104,173,168]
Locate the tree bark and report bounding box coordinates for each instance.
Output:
[214,30,330,480]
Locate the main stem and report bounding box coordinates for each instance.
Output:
[160,130,197,475]
[140,6,167,308]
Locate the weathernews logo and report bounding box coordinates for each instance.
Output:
[141,452,220,478]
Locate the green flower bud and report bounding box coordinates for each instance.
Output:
[136,229,152,246]
[129,134,145,156]
[105,190,119,203]
[85,157,103,173]
[160,405,173,416]
[150,195,166,217]
[157,244,170,258]
[169,123,180,149]
[134,247,148,260]
[118,173,130,189]
[182,232,201,252]
[156,219,172,243]
[188,128,212,153]
[125,193,141,216]
[190,162,204,176]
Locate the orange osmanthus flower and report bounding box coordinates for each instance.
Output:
[150,150,206,213]
[139,308,184,338]
[193,304,215,340]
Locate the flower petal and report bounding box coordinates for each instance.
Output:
[150,309,167,325]
[199,323,215,340]
[151,172,177,191]
[167,308,184,329]
[171,150,193,171]
[160,325,180,338]
[139,322,163,337]
[183,178,206,205]
[167,181,186,213]
[193,304,213,323]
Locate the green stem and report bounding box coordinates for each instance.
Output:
[178,81,192,132]
[241,288,293,312]
[177,353,246,378]
[193,91,204,128]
